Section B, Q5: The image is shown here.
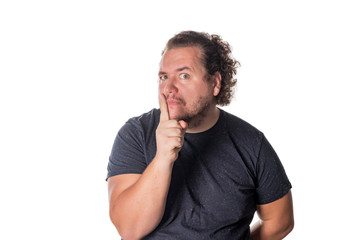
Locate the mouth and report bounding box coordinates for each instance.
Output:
[166,97,185,106]
[167,99,181,106]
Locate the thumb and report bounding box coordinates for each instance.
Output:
[178,120,187,130]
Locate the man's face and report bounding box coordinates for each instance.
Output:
[158,47,217,125]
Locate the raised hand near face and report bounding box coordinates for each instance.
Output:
[155,94,187,163]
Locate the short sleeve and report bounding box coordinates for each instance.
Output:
[106,119,147,180]
[255,135,292,204]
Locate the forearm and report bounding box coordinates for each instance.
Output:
[110,157,173,239]
[250,219,294,240]
[109,95,186,239]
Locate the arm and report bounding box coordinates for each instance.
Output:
[108,94,187,240]
[250,191,294,240]
[108,158,173,240]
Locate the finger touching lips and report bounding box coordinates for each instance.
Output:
[159,94,170,122]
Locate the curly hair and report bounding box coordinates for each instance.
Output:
[162,31,240,106]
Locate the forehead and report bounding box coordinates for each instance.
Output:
[159,47,204,73]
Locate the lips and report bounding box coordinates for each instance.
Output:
[166,96,185,106]
[167,99,181,106]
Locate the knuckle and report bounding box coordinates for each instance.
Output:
[176,129,182,135]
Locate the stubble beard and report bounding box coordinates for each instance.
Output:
[175,95,212,128]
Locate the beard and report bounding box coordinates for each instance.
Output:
[170,95,212,128]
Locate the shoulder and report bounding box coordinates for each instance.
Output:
[118,109,160,145]
[219,109,266,157]
[123,108,160,131]
[221,109,264,138]
[107,110,159,178]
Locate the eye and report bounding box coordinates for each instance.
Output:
[159,75,168,81]
[179,73,190,80]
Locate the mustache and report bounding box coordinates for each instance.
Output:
[166,95,186,105]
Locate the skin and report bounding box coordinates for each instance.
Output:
[158,47,221,132]
[108,46,294,239]
[251,191,294,239]
[108,95,184,239]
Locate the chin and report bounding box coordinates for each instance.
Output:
[169,114,181,121]
[168,110,183,121]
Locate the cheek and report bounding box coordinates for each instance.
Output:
[158,84,164,93]
[184,86,209,103]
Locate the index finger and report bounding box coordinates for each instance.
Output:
[159,94,170,122]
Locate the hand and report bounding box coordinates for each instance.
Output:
[155,94,187,163]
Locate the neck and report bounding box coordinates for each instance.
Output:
[185,105,220,133]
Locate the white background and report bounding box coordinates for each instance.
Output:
[1,0,359,239]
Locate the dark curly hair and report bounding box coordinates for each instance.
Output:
[162,31,240,106]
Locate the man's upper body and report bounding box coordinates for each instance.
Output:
[107,31,294,240]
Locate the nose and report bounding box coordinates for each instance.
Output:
[161,77,178,95]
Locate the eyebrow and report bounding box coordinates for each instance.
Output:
[159,66,193,75]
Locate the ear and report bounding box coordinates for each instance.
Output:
[212,72,222,97]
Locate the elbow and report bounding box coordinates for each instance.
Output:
[109,208,145,240]
[113,226,145,240]
[109,218,134,239]
[115,230,140,240]
[109,208,128,239]
[109,209,133,240]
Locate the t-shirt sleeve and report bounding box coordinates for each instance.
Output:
[106,119,148,180]
[255,135,292,204]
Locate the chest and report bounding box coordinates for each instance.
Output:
[165,135,258,227]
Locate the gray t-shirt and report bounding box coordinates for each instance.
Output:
[107,109,292,239]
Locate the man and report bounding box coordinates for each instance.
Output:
[107,31,294,240]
